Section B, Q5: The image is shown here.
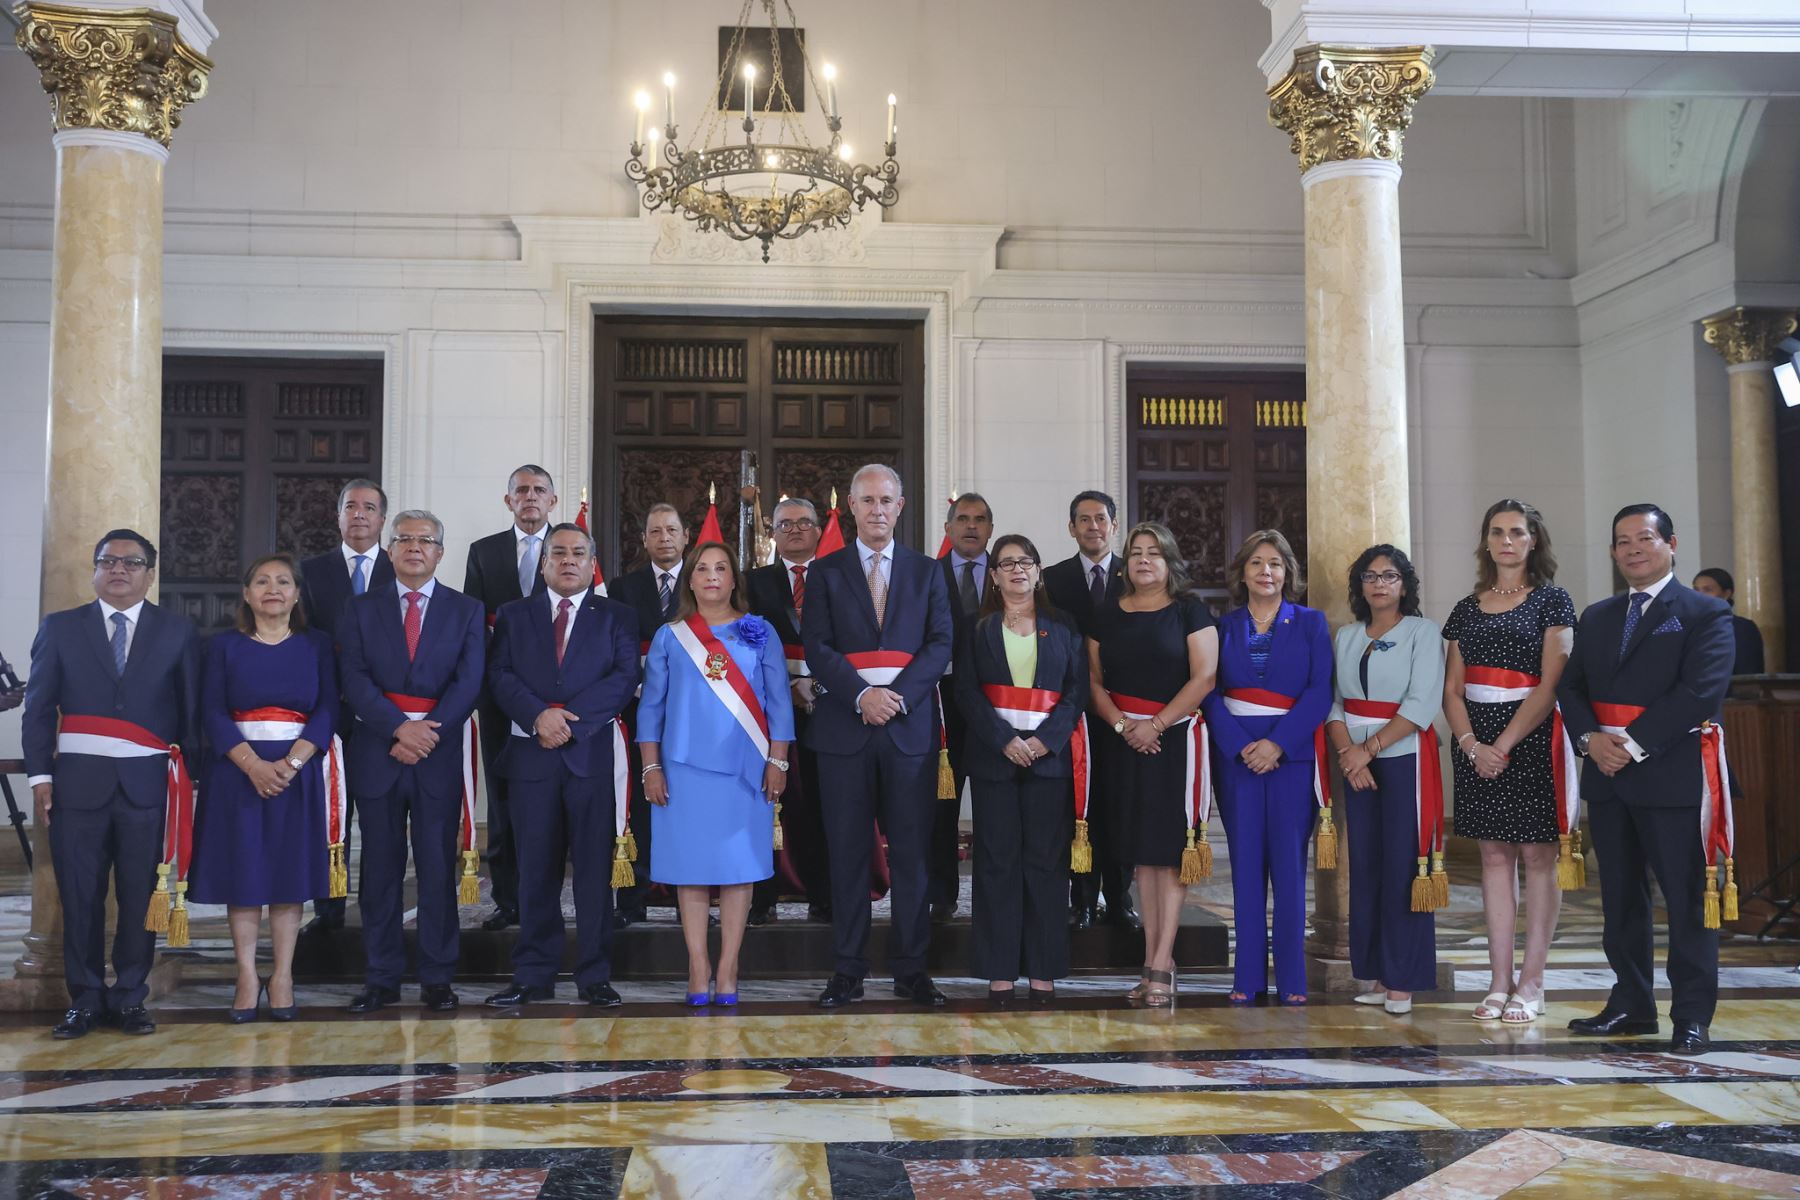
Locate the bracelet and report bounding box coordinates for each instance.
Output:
[641,764,663,782]
[1150,716,1166,734]
[1456,732,1476,749]
[1368,734,1382,755]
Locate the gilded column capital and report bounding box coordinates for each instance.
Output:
[13,2,212,149]
[1268,45,1435,174]
[1702,306,1799,367]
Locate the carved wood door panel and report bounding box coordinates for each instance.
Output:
[160,356,383,631]
[594,318,924,578]
[1128,370,1307,612]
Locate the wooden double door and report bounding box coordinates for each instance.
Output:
[593,317,926,578]
[1128,369,1308,612]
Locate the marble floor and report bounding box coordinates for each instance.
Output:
[4,848,1800,1197]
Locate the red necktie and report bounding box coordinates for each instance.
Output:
[553,596,572,665]
[791,563,807,615]
[403,590,423,660]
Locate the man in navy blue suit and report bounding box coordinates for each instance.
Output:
[337,509,486,1013]
[23,530,201,1039]
[802,464,954,1008]
[1558,504,1736,1055]
[297,478,394,938]
[484,522,640,1008]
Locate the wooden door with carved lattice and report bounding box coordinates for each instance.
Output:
[159,356,384,631]
[1127,370,1307,612]
[593,318,925,579]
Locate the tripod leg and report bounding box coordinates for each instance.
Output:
[0,776,28,872]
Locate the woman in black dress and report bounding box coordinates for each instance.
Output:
[1088,523,1218,1007]
[1442,499,1576,1024]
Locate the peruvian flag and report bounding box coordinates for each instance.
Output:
[816,492,846,556]
[696,494,726,546]
[574,497,607,596]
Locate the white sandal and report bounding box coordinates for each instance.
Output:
[1472,991,1509,1020]
[1501,991,1545,1023]
[1353,989,1389,1006]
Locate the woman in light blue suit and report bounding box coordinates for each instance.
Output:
[638,542,795,1007]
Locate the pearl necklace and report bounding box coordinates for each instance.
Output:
[252,628,291,645]
[1488,582,1531,596]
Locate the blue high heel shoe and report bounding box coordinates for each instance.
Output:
[712,987,739,1008]
[230,981,266,1024]
[267,979,299,1022]
[686,980,713,1007]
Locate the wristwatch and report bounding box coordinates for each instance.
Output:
[286,756,305,771]
[766,757,790,772]
[1112,718,1127,735]
[1577,731,1593,757]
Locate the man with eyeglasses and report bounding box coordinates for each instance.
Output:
[1042,490,1139,931]
[607,502,690,926]
[23,530,201,1039]
[461,465,559,934]
[336,510,486,1014]
[744,497,832,924]
[297,479,394,940]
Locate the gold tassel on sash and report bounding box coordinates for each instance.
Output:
[937,747,956,800]
[1070,819,1093,874]
[167,881,190,947]
[1572,827,1587,889]
[328,842,348,900]
[611,836,636,888]
[1430,850,1449,910]
[1409,856,1433,912]
[1555,833,1579,890]
[1315,810,1338,870]
[144,862,171,933]
[624,825,639,863]
[1702,864,1721,930]
[1724,857,1739,922]
[1178,827,1211,884]
[458,849,481,905]
[772,801,785,851]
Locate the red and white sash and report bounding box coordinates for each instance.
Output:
[57,714,194,895]
[981,684,1061,732]
[670,615,771,759]
[1463,668,1581,841]
[1593,701,1735,873]
[1343,699,1444,863]
[384,692,480,875]
[1462,665,1539,705]
[1220,688,1331,812]
[1110,691,1211,831]
[783,643,810,678]
[612,715,630,843]
[846,650,912,686]
[231,707,346,871]
[1072,714,1091,823]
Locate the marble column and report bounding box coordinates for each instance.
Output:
[5,3,210,1009]
[1703,306,1798,673]
[1269,45,1434,971]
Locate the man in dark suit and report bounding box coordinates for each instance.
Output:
[1558,503,1736,1055]
[1041,489,1138,930]
[803,464,955,1009]
[932,493,993,923]
[484,523,641,1008]
[461,464,558,932]
[337,509,487,1014]
[23,529,201,1039]
[745,497,830,924]
[605,501,688,924]
[297,478,394,938]
[1691,568,1767,675]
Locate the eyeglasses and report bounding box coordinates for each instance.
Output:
[1360,570,1403,585]
[94,556,149,572]
[774,519,817,532]
[993,557,1038,572]
[390,535,442,548]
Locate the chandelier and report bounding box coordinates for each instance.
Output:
[625,0,900,262]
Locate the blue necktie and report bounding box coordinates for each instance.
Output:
[520,535,540,596]
[351,554,368,596]
[1619,591,1650,660]
[109,612,128,675]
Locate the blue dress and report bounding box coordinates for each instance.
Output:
[190,630,337,906]
[636,615,797,885]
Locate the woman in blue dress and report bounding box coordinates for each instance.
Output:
[638,542,795,1006]
[190,553,337,1023]
[1202,529,1334,1006]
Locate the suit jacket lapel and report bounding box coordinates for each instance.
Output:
[843,549,881,635]
[1619,582,1677,665]
[81,600,118,678]
[375,582,407,672]
[120,603,158,684]
[561,593,598,668]
[1031,615,1060,691]
[1264,601,1296,678]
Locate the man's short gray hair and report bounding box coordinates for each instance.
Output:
[849,462,903,497]
[390,508,445,544]
[774,496,820,522]
[338,478,388,515]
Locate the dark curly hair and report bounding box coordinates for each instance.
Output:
[1347,544,1421,625]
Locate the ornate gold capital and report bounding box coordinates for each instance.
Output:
[13,2,212,149]
[1268,45,1435,173]
[1702,307,1799,367]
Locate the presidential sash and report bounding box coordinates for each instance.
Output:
[1463,666,1585,888]
[231,707,349,900]
[783,643,810,678]
[1109,691,1212,881]
[670,615,771,760]
[1343,699,1447,910]
[385,692,482,904]
[1220,687,1336,868]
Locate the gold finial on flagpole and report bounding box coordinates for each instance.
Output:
[829,487,838,509]
[580,486,588,503]
[709,481,716,504]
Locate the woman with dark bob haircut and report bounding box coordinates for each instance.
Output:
[1326,545,1446,1014]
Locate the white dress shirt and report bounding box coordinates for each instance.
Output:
[949,549,988,600]
[547,586,582,655]
[781,556,814,600]
[398,576,438,624]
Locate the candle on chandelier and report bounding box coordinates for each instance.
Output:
[885,93,897,147]
[646,127,661,167]
[743,63,757,126]
[662,72,676,131]
[822,62,839,121]
[633,90,649,148]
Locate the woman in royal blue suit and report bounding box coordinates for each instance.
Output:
[190,554,337,1023]
[955,534,1089,1005]
[1202,529,1333,1006]
[638,542,795,1006]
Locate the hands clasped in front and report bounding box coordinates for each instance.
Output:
[534,706,580,749]
[1586,730,1633,776]
[857,686,903,726]
[1240,738,1282,775]
[390,717,441,765]
[1004,736,1048,769]
[241,755,296,799]
[1336,740,1376,792]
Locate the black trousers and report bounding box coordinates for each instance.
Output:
[51,787,161,1011]
[357,771,461,988]
[477,696,518,914]
[752,736,832,909]
[818,737,935,978]
[929,688,967,907]
[310,791,356,923]
[508,760,615,989]
[971,772,1073,982]
[1590,797,1719,1025]
[1070,733,1131,914]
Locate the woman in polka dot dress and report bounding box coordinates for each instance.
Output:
[1442,499,1575,1026]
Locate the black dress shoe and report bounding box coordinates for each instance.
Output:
[1070,906,1094,931]
[581,982,623,1008]
[485,982,555,1007]
[807,903,832,923]
[421,984,459,1012]
[1028,985,1057,1006]
[747,905,773,927]
[480,908,518,932]
[930,901,956,926]
[1669,1021,1711,1055]
[112,1005,156,1036]
[347,985,401,1014]
[1568,1007,1659,1037]
[816,973,865,1009]
[615,908,647,928]
[300,914,343,938]
[893,972,947,1007]
[1104,905,1143,931]
[987,987,1015,1009]
[51,1007,98,1040]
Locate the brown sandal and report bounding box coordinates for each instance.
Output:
[1143,969,1176,1008]
[1126,970,1151,1002]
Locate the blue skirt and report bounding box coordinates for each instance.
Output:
[189,739,329,906]
[650,760,773,886]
